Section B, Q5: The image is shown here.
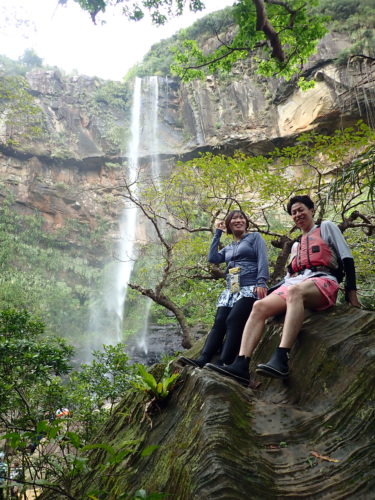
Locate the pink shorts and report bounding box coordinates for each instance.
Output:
[271,277,339,311]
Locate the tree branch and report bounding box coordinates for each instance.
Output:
[253,0,285,61]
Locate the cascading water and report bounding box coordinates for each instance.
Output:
[109,76,142,342]
[87,77,141,353]
[151,76,161,180]
[87,76,162,359]
[132,76,162,356]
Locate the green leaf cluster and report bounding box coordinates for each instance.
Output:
[133,362,180,400]
[0,308,73,423]
[74,0,205,24]
[171,0,329,81]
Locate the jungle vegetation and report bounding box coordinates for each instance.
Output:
[119,0,374,82]
[0,308,158,499]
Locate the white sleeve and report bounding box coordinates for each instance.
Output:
[320,221,353,259]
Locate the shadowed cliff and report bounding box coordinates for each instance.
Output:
[66,305,375,499]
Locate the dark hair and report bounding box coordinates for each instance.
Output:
[287,195,314,215]
[225,210,250,235]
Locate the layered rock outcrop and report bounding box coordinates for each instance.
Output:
[64,305,375,499]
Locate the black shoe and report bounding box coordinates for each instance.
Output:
[205,362,250,386]
[256,348,289,379]
[179,356,208,368]
[212,359,225,367]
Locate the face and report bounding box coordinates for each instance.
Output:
[290,202,314,231]
[228,212,247,234]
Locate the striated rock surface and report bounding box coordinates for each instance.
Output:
[64,305,375,499]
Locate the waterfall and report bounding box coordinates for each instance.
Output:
[151,76,161,180]
[87,76,162,358]
[109,76,142,342]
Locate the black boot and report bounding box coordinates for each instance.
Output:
[256,347,290,379]
[205,355,250,386]
[179,354,210,368]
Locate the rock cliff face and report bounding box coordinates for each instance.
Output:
[1,71,133,233]
[0,32,372,239]
[65,305,375,499]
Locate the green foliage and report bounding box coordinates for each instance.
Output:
[93,80,131,111]
[133,362,180,400]
[0,196,110,343]
[327,143,375,208]
[171,0,329,81]
[319,0,375,61]
[298,76,317,91]
[74,0,205,24]
[68,344,137,416]
[75,0,374,81]
[0,309,73,424]
[2,420,162,499]
[273,121,375,213]
[0,74,45,145]
[77,1,329,82]
[0,315,137,438]
[125,7,235,78]
[19,48,44,69]
[0,305,163,498]
[0,49,44,77]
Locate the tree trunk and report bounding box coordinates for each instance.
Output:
[270,235,293,282]
[128,283,192,348]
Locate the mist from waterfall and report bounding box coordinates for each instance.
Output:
[87,76,162,358]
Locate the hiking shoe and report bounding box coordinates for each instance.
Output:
[205,362,250,387]
[256,348,289,379]
[179,356,208,368]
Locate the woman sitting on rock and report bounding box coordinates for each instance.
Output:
[206,195,361,385]
[180,209,269,368]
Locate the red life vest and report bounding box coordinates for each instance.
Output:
[290,226,339,274]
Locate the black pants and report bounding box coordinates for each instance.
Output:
[201,296,256,365]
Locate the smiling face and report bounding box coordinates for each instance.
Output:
[290,202,315,233]
[227,211,248,236]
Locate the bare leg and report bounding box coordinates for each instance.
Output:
[239,294,286,356]
[279,280,324,348]
[256,280,326,379]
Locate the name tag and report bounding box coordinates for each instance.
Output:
[229,267,240,293]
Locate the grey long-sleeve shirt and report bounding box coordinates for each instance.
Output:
[208,229,269,288]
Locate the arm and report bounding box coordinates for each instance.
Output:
[254,233,269,299]
[208,229,226,264]
[342,258,361,307]
[321,221,361,307]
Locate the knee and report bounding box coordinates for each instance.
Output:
[286,285,303,304]
[251,299,270,319]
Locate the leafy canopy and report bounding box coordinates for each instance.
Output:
[171,0,329,83]
[73,0,329,84]
[0,308,73,423]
